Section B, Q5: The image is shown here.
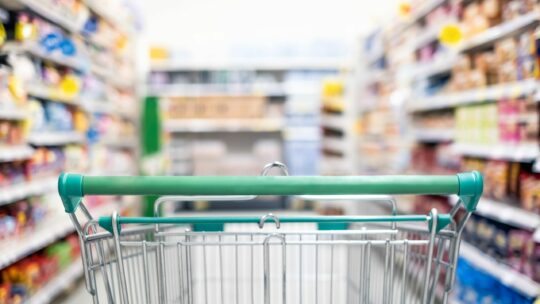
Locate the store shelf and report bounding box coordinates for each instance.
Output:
[451,195,540,230]
[0,203,116,269]
[409,79,538,112]
[413,129,454,142]
[322,137,347,154]
[0,0,81,33]
[84,0,134,36]
[410,56,456,80]
[27,259,83,304]
[321,114,346,131]
[97,138,138,149]
[3,42,88,71]
[409,0,446,24]
[90,64,134,89]
[392,0,447,40]
[0,106,27,120]
[452,143,538,161]
[151,58,348,72]
[0,177,56,206]
[412,24,441,50]
[148,82,293,97]
[459,241,540,298]
[0,145,35,162]
[28,131,86,146]
[164,119,284,133]
[82,100,137,121]
[26,83,79,105]
[459,12,540,52]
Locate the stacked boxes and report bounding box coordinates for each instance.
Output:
[167,95,266,119]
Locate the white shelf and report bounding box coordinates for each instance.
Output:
[0,0,81,33]
[0,177,56,206]
[409,0,446,24]
[3,42,88,71]
[452,143,538,161]
[409,79,538,112]
[460,241,540,298]
[0,106,28,120]
[90,64,134,89]
[27,259,83,304]
[148,82,295,97]
[82,100,137,121]
[165,119,284,133]
[0,203,116,269]
[0,145,35,162]
[451,195,540,230]
[409,56,456,80]
[412,24,441,50]
[97,138,138,149]
[321,114,346,131]
[84,0,135,36]
[322,137,347,153]
[28,131,86,146]
[413,129,454,142]
[151,58,348,72]
[26,83,79,105]
[459,12,540,52]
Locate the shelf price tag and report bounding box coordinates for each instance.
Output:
[532,155,540,173]
[439,24,463,47]
[533,228,540,242]
[398,1,412,19]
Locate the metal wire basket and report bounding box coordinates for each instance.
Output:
[58,166,482,304]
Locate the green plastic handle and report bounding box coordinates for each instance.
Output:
[58,171,483,213]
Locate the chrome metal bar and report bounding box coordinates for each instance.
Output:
[400,241,409,304]
[112,212,130,303]
[421,209,439,304]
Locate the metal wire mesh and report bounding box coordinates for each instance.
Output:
[80,221,455,304]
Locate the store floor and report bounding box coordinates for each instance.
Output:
[58,280,91,304]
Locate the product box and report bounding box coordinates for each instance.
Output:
[168,95,266,119]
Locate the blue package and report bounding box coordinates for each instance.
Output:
[40,32,62,53]
[45,102,73,131]
[59,38,76,57]
[82,16,98,35]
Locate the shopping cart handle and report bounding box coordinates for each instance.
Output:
[58,171,483,213]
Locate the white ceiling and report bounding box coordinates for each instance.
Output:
[139,0,398,60]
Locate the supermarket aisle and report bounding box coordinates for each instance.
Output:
[1,0,540,303]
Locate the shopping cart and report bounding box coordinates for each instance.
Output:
[58,165,482,304]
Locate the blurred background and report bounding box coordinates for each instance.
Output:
[0,0,539,303]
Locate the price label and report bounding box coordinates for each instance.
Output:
[533,156,540,173]
[398,1,412,18]
[439,24,463,47]
[533,228,540,242]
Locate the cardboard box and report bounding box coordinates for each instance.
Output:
[168,95,266,119]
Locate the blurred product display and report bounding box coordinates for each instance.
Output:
[0,0,140,302]
[357,0,540,302]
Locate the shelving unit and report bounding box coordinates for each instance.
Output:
[0,0,140,302]
[150,58,344,177]
[164,118,284,133]
[409,79,538,112]
[450,195,540,231]
[27,259,83,304]
[357,0,540,301]
[0,177,55,206]
[459,242,540,299]
[0,203,117,269]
